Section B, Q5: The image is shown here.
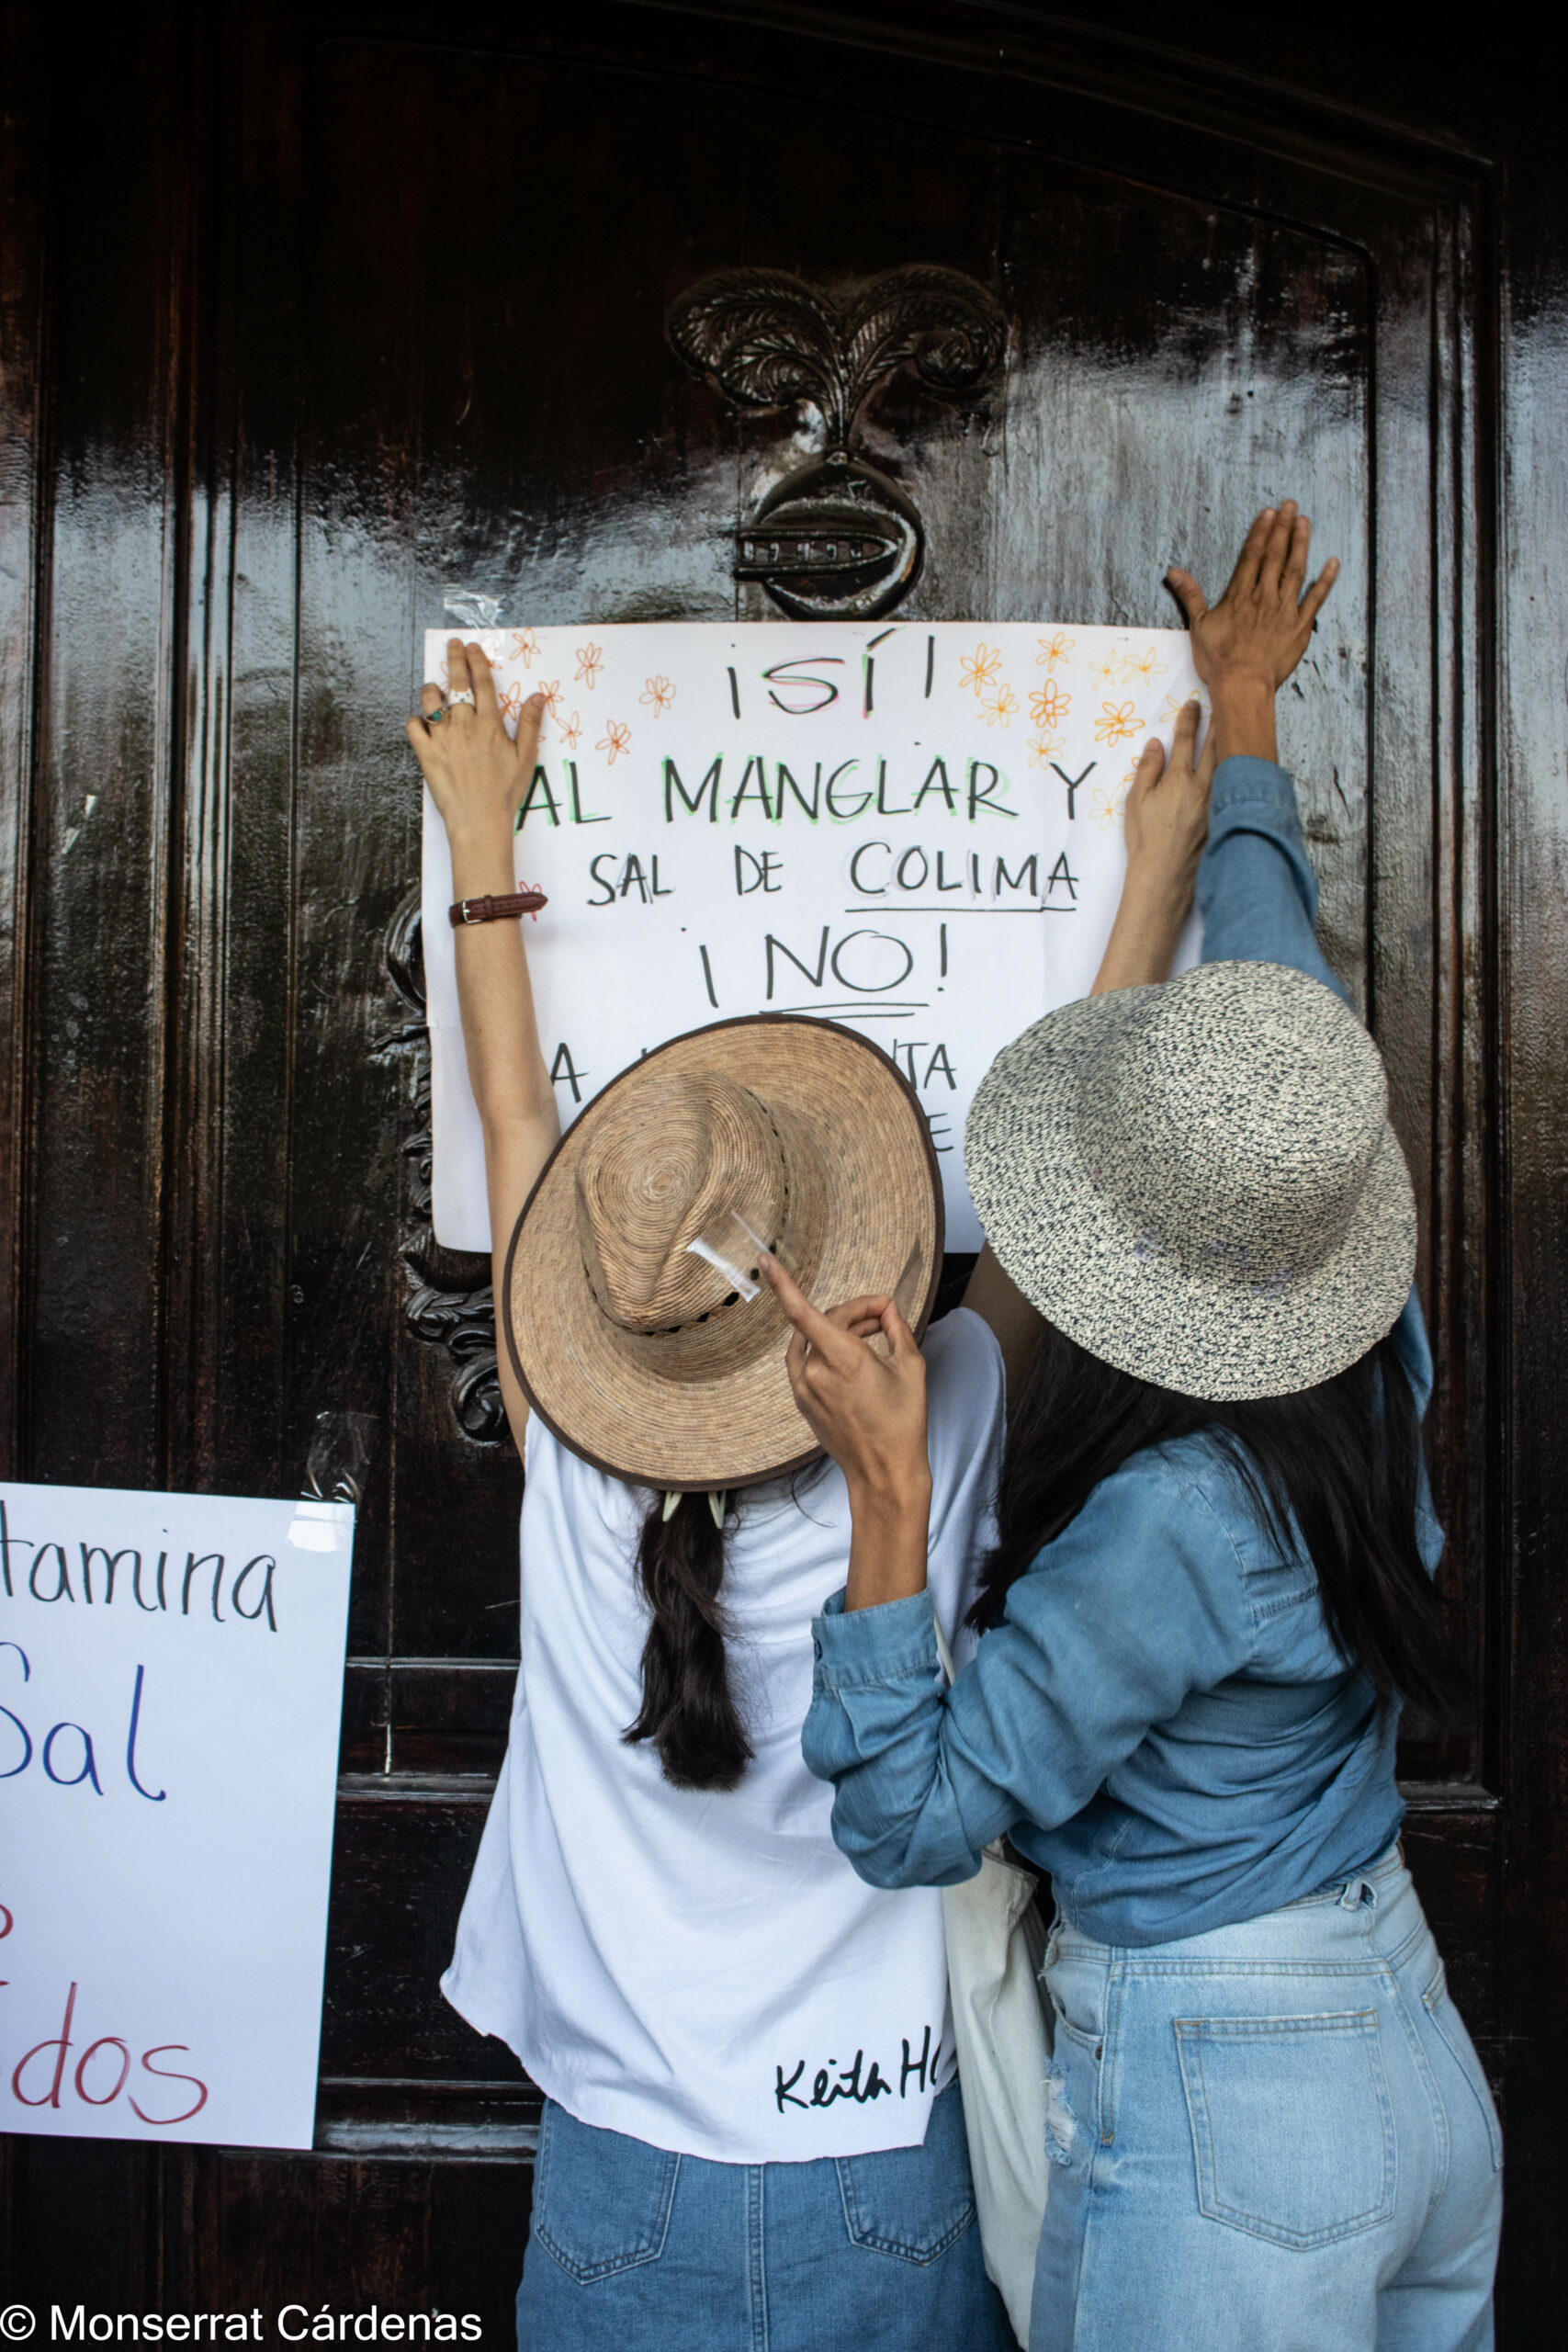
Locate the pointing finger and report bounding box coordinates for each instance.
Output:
[784,1319,812,1402]
[759,1253,863,1373]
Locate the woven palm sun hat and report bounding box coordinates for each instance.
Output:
[502,1015,942,1489]
[965,961,1416,1402]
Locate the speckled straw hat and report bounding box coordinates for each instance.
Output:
[503,1016,942,1489]
[965,961,1416,1401]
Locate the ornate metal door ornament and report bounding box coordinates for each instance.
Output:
[668,265,1007,619]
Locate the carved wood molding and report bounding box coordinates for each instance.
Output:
[669,263,1007,617]
[380,888,507,1445]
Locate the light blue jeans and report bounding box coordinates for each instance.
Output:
[1032,1845,1502,2352]
[515,2076,1014,2351]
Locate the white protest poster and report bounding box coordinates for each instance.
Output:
[422,620,1203,1250]
[0,1482,353,2149]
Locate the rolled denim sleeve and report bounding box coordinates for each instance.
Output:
[802,1456,1257,1890]
[1196,755,1348,1007]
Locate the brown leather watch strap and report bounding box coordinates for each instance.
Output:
[448,888,548,927]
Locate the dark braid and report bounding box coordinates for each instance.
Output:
[624,1490,753,1789]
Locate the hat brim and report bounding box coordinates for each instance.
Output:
[965,988,1416,1401]
[503,1016,943,1487]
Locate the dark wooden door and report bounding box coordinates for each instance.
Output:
[3,2,1562,2340]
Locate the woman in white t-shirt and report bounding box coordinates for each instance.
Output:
[406,637,1210,2351]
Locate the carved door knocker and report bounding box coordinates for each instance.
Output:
[668,265,1007,620]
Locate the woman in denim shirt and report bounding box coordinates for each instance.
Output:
[763,507,1502,2352]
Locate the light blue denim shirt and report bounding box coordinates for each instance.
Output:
[803,756,1441,1946]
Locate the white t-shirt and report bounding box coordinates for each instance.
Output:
[442,1308,1005,2165]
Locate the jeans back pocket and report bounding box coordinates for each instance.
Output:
[1174,2009,1396,2250]
[835,2082,977,2266]
[531,2099,682,2283]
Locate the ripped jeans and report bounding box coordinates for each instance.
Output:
[1032,1846,1501,2352]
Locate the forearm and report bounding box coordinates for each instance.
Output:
[803,1593,1006,1888]
[808,1468,1250,1891]
[448,815,559,1148]
[1090,867,1192,995]
[448,817,559,1453]
[842,1474,933,1612]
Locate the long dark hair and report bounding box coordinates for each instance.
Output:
[970,1323,1463,1719]
[624,1490,753,1790]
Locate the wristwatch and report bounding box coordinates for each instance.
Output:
[448,888,548,927]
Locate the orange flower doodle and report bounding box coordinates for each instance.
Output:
[1093,700,1141,746]
[640,674,676,716]
[558,710,582,749]
[575,643,604,688]
[504,629,540,669]
[1028,733,1066,768]
[516,879,545,922]
[959,642,1003,696]
[979,684,1019,729]
[1029,682,1071,729]
[1035,632,1076,671]
[496,680,527,724]
[1092,780,1130,831]
[1120,645,1168,687]
[1087,651,1123,691]
[597,720,631,763]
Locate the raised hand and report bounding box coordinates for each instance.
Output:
[762,1256,928,1494]
[1122,693,1215,883]
[1167,501,1337,692]
[1089,695,1216,997]
[1165,501,1339,763]
[408,637,545,872]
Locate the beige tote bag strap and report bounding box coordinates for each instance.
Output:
[932,1606,958,1687]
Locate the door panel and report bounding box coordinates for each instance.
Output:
[3,0,1535,2334]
